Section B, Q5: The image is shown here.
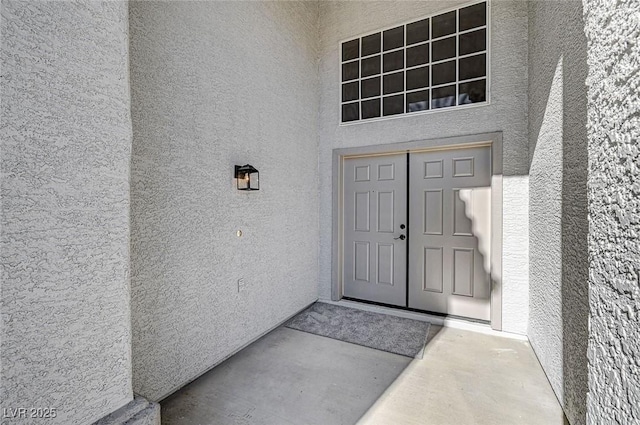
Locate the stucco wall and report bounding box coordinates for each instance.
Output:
[318,0,529,334]
[583,0,640,423]
[0,2,133,424]
[129,1,320,401]
[527,1,589,424]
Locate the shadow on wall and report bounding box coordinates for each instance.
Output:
[559,8,589,422]
[528,1,589,423]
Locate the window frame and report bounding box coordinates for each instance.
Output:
[338,0,491,126]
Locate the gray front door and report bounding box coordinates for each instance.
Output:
[341,146,492,320]
[343,154,407,307]
[408,146,492,320]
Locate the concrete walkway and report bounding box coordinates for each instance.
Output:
[161,325,566,425]
[357,327,567,425]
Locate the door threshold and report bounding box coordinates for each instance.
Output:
[321,298,528,341]
[342,296,490,324]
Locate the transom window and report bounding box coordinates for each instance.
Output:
[340,1,489,123]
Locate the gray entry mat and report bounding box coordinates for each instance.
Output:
[285,302,431,358]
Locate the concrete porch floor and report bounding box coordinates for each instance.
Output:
[161,324,566,425]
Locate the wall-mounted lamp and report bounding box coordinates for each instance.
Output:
[234,164,259,191]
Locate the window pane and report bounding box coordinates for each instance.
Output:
[432,36,456,62]
[361,98,381,119]
[342,61,359,81]
[383,94,404,116]
[361,55,381,77]
[342,102,359,122]
[383,26,404,51]
[407,90,430,112]
[362,33,381,56]
[459,79,486,104]
[342,39,359,61]
[361,77,381,99]
[339,2,490,123]
[432,11,456,38]
[431,85,456,109]
[407,18,429,45]
[342,81,359,102]
[383,71,404,95]
[459,2,486,32]
[407,43,430,67]
[383,50,404,73]
[406,66,429,90]
[432,60,456,86]
[459,29,486,56]
[459,53,486,80]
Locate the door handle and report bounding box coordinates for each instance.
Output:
[394,234,406,240]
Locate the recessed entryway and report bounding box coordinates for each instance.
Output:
[332,132,503,329]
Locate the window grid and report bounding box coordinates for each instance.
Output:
[376,33,381,119]
[429,26,433,115]
[343,23,487,66]
[402,23,410,114]
[455,9,459,111]
[340,1,488,124]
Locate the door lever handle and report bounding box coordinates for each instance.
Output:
[394,234,406,241]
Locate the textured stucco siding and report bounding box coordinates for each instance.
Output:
[527,1,589,424]
[129,2,320,401]
[584,0,640,423]
[0,2,133,424]
[318,0,529,334]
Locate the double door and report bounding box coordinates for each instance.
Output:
[342,146,492,321]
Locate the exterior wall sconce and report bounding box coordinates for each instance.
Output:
[234,164,259,191]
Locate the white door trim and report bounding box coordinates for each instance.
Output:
[331,131,503,330]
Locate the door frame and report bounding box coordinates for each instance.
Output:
[332,132,503,331]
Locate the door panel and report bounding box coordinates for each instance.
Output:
[354,242,370,282]
[423,247,443,292]
[423,190,443,234]
[408,146,492,320]
[343,154,407,306]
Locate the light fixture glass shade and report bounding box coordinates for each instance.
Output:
[235,164,259,191]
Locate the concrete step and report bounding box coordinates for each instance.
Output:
[93,396,160,425]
